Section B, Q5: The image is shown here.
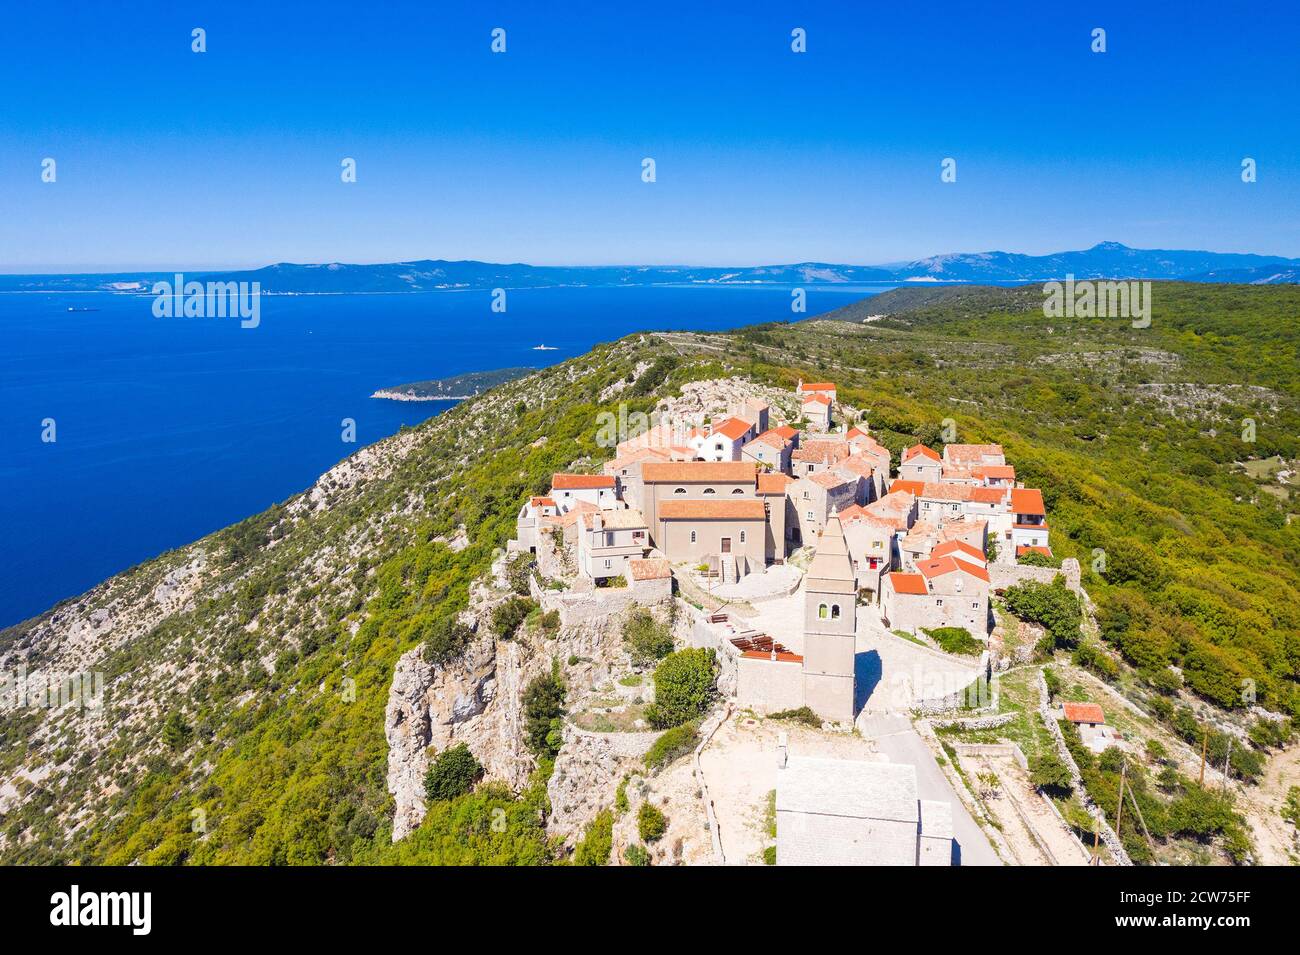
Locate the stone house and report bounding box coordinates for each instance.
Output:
[791,438,851,478]
[1009,487,1050,556]
[576,508,649,583]
[839,507,897,601]
[796,380,837,403]
[756,471,791,562]
[691,415,755,462]
[801,392,832,431]
[776,749,952,866]
[626,558,673,603]
[880,554,991,637]
[787,471,857,548]
[742,428,794,474]
[550,473,619,513]
[639,460,758,533]
[898,444,942,483]
[656,498,767,580]
[602,446,669,512]
[514,495,558,552]
[1060,702,1120,754]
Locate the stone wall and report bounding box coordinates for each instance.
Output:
[929,711,1016,732]
[988,557,1081,595]
[1035,668,1131,865]
[736,657,804,713]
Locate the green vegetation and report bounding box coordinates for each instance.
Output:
[621,608,674,666]
[644,722,699,771]
[637,802,668,842]
[1017,550,1061,568]
[572,809,613,866]
[523,668,567,758]
[505,553,534,596]
[417,615,474,665]
[1282,786,1300,828]
[922,626,982,656]
[423,743,482,802]
[615,776,631,815]
[768,706,822,727]
[624,843,651,866]
[1028,752,1073,795]
[1003,577,1083,649]
[491,596,537,639]
[646,648,716,729]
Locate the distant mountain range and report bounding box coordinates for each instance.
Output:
[2,242,1297,293]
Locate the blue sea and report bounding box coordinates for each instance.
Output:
[0,284,892,627]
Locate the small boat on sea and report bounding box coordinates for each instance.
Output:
[532,344,558,351]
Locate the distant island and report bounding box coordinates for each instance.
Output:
[372,367,534,402]
[3,242,1298,294]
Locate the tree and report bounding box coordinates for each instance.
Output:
[572,810,613,865]
[424,743,482,802]
[413,614,474,665]
[492,596,536,639]
[624,843,651,866]
[637,802,668,842]
[646,648,716,729]
[505,553,534,597]
[161,712,192,752]
[1003,577,1082,648]
[622,608,674,665]
[523,669,566,757]
[1028,752,1073,794]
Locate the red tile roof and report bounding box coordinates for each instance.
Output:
[1016,545,1053,558]
[659,499,767,520]
[529,496,556,507]
[772,424,799,440]
[712,416,753,441]
[802,393,832,406]
[902,444,941,463]
[628,558,672,581]
[916,555,990,583]
[974,465,1015,479]
[756,472,792,494]
[931,539,985,563]
[799,382,837,392]
[889,479,926,497]
[642,461,757,483]
[1010,488,1046,515]
[943,443,1005,464]
[888,572,929,596]
[552,473,616,490]
[1063,702,1105,724]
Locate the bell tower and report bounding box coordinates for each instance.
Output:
[802,510,857,724]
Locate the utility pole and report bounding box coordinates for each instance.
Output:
[1221,737,1233,793]
[1198,729,1208,786]
[1115,759,1127,842]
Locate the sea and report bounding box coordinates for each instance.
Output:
[0,283,894,627]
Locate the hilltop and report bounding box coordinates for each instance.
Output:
[1,282,1298,865]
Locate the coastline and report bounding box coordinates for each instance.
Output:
[371,390,468,402]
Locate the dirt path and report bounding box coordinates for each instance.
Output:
[1238,739,1300,865]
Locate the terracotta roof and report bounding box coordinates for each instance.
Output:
[792,439,850,463]
[890,479,926,496]
[712,416,753,441]
[974,464,1015,480]
[931,539,985,563]
[756,472,792,494]
[583,507,646,530]
[846,426,870,440]
[866,491,916,529]
[916,555,990,583]
[802,393,832,406]
[1063,702,1106,724]
[836,456,875,479]
[552,473,616,490]
[604,446,670,472]
[942,443,1005,464]
[659,499,767,520]
[888,572,929,596]
[902,444,941,463]
[799,382,836,392]
[807,470,852,490]
[628,558,671,581]
[642,461,757,483]
[529,496,556,507]
[1016,545,1053,558]
[1010,488,1046,515]
[745,430,788,449]
[772,424,799,440]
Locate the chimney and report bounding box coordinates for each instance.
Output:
[777,732,788,769]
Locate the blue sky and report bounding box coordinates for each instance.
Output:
[1,1,1297,270]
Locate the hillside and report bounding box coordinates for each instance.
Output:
[1,283,1298,865]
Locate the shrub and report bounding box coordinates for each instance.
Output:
[1145,739,1168,763]
[540,609,561,634]
[423,743,482,802]
[1003,577,1082,649]
[523,669,566,757]
[644,722,699,771]
[1028,752,1073,794]
[1042,666,1061,700]
[492,596,537,639]
[768,706,822,728]
[1282,786,1300,828]
[624,843,651,866]
[615,776,630,815]
[505,552,534,596]
[646,648,716,728]
[622,609,674,665]
[1017,550,1061,568]
[762,845,776,865]
[572,810,613,866]
[637,802,668,842]
[415,615,475,665]
[922,626,981,656]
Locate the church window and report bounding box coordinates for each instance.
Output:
[732,487,745,494]
[831,604,841,619]
[690,530,697,543]
[674,487,686,495]
[740,530,747,543]
[703,487,716,494]
[818,603,829,619]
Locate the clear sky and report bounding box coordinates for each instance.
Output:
[1,0,1297,270]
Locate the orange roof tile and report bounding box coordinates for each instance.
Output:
[802,393,832,406]
[793,439,850,463]
[772,424,799,440]
[1010,488,1046,515]
[628,558,672,581]
[1063,702,1105,724]
[642,461,757,483]
[552,473,616,490]
[757,472,792,494]
[712,416,753,441]
[799,382,837,392]
[529,496,556,507]
[1016,545,1053,558]
[917,555,990,583]
[888,479,926,498]
[659,499,767,520]
[807,471,852,490]
[932,539,985,562]
[888,573,929,596]
[974,464,1015,479]
[902,444,941,463]
[943,443,1005,464]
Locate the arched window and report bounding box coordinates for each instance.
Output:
[690,530,697,543]
[739,530,747,544]
[831,604,841,619]
[703,487,716,495]
[731,487,745,494]
[818,603,829,619]
[674,487,687,495]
